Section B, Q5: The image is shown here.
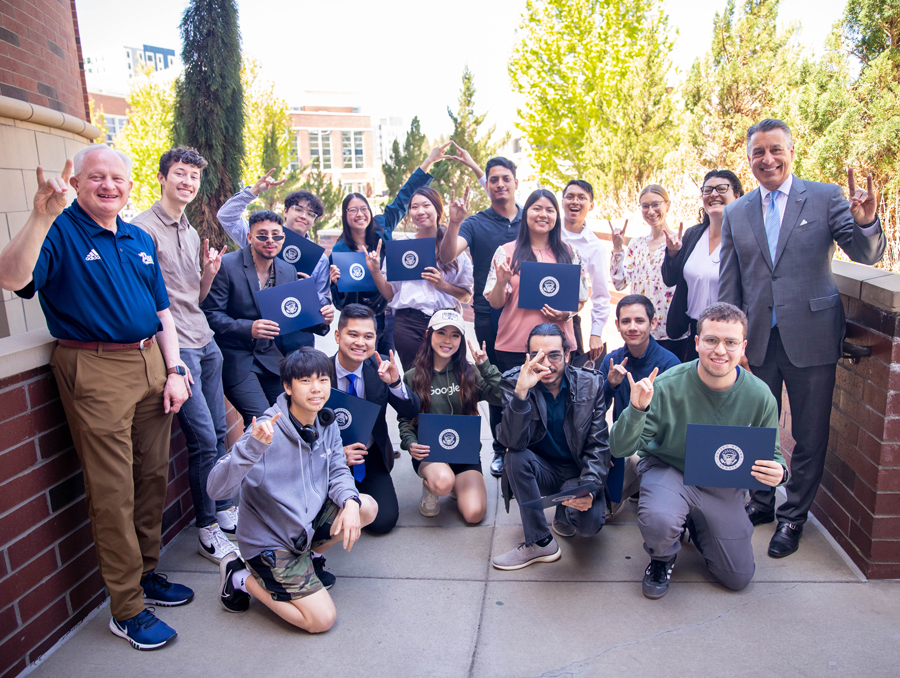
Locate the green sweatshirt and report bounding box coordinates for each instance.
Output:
[610,362,788,484]
[398,359,503,450]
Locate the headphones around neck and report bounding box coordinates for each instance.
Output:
[297,408,336,444]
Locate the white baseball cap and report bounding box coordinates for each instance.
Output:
[428,309,466,334]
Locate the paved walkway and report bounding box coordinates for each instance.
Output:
[25,323,900,677]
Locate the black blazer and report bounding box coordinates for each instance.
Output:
[660,222,706,339]
[329,353,421,471]
[201,246,319,386]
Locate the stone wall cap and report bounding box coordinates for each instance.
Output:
[832,260,900,312]
[0,328,56,380]
[0,95,102,143]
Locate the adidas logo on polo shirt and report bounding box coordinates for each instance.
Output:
[85,249,101,261]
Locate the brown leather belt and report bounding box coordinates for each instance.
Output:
[58,337,155,351]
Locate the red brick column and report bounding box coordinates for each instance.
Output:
[0,364,245,677]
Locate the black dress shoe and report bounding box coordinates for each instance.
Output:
[745,505,775,526]
[490,453,504,478]
[768,522,802,558]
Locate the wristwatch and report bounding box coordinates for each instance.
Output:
[347,496,362,507]
[167,365,187,377]
[389,378,402,389]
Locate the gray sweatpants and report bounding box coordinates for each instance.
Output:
[637,456,755,591]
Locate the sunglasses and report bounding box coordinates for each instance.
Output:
[254,234,285,242]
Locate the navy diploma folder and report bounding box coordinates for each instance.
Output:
[332,252,378,292]
[277,229,325,277]
[325,388,381,447]
[254,278,324,334]
[519,482,601,510]
[385,237,437,282]
[416,413,481,465]
[683,424,777,490]
[518,261,580,312]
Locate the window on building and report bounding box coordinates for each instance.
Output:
[288,132,301,171]
[309,130,332,170]
[342,131,365,169]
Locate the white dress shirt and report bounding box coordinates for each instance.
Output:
[333,355,409,401]
[759,175,792,229]
[561,224,611,337]
[384,252,474,315]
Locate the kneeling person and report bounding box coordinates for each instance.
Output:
[610,303,788,599]
[493,324,610,570]
[208,348,377,633]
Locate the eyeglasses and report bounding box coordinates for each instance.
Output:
[253,234,285,242]
[699,336,743,352]
[640,202,664,211]
[290,205,320,220]
[528,350,565,364]
[700,185,733,196]
[346,207,370,216]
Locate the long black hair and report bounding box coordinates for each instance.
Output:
[409,322,480,421]
[340,193,380,252]
[510,189,572,273]
[698,170,744,226]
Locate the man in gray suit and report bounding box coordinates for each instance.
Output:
[719,118,884,558]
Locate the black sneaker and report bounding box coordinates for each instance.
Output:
[313,554,336,590]
[642,557,676,600]
[219,552,250,613]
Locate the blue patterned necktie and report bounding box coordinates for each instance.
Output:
[346,373,366,483]
[766,190,781,326]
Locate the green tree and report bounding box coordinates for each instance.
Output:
[509,0,670,193]
[682,0,801,185]
[87,97,108,145]
[241,56,293,187]
[382,116,427,199]
[430,67,507,213]
[173,0,245,250]
[113,68,176,212]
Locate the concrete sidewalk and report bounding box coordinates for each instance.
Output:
[25,411,900,677]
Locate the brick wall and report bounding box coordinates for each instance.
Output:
[0,0,87,120]
[0,364,246,677]
[805,295,900,578]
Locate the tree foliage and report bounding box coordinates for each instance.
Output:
[382,116,427,200]
[509,0,672,197]
[682,0,802,186]
[241,56,293,187]
[430,67,507,213]
[113,68,176,212]
[87,97,108,145]
[173,0,245,250]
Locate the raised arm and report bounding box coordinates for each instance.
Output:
[438,189,472,265]
[208,414,281,500]
[0,161,72,291]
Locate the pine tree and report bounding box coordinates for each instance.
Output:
[382,116,427,199]
[173,0,245,249]
[430,67,506,213]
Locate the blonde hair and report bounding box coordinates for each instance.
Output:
[639,184,670,203]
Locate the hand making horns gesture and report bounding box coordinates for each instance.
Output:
[608,219,628,253]
[250,168,288,197]
[251,413,282,444]
[33,160,73,218]
[664,222,684,256]
[626,367,659,412]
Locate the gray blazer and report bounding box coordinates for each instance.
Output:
[719,176,885,368]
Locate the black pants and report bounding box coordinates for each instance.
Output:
[572,314,585,356]
[225,360,284,427]
[495,350,526,373]
[658,336,692,362]
[357,445,399,534]
[376,312,393,356]
[475,308,505,458]
[748,327,837,525]
[392,308,431,370]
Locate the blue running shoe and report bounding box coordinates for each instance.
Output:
[109,609,176,650]
[141,571,194,606]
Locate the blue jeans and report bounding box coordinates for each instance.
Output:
[179,341,232,527]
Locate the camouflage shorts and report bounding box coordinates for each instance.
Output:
[245,499,340,602]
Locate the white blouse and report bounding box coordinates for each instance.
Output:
[384,251,474,315]
[683,229,721,321]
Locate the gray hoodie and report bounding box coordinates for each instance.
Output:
[207,393,360,559]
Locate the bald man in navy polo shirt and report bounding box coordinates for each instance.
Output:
[0,146,195,651]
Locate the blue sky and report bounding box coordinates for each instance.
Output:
[75,0,848,139]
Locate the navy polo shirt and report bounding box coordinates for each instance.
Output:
[532,376,572,461]
[16,200,169,343]
[459,205,522,315]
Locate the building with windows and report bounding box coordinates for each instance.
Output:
[85,44,178,95]
[290,92,380,196]
[376,116,405,163]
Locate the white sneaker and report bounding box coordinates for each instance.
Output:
[216,506,239,541]
[198,523,238,563]
[419,483,440,517]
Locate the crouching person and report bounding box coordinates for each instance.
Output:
[492,323,610,570]
[208,347,377,632]
[610,303,788,599]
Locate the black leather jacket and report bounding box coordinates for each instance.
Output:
[498,365,610,508]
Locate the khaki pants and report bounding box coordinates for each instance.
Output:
[50,343,173,621]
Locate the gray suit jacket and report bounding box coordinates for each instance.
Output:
[719,176,885,368]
